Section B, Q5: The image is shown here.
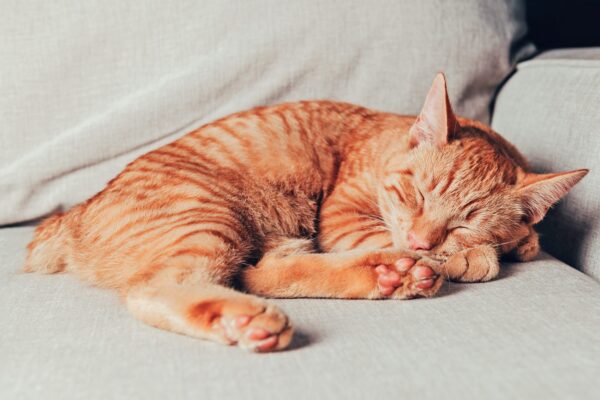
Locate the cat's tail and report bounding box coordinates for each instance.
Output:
[24,212,70,274]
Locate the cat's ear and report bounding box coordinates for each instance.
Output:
[516,169,588,224]
[409,73,459,148]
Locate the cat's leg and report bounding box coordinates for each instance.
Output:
[242,238,443,299]
[124,251,292,352]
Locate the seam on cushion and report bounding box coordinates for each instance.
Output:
[517,60,600,71]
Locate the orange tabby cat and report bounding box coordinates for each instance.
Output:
[25,74,587,352]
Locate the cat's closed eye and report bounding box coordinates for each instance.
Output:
[447,225,471,234]
[465,208,480,221]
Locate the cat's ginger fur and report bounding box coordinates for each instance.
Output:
[25,74,587,352]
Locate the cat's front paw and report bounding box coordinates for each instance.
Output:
[373,256,443,299]
[443,245,499,282]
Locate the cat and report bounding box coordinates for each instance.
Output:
[24,74,587,352]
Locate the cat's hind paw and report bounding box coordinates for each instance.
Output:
[190,300,293,352]
[512,231,540,262]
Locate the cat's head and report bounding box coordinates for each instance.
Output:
[379,73,588,258]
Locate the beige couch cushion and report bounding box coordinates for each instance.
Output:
[0,0,534,225]
[2,226,600,399]
[492,48,600,279]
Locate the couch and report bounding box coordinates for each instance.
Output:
[1,1,599,399]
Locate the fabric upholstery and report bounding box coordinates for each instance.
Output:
[2,226,600,400]
[0,0,534,225]
[492,48,600,280]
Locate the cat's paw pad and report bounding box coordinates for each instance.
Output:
[374,257,442,299]
[375,264,403,296]
[217,304,293,352]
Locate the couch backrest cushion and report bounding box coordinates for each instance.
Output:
[492,49,600,279]
[0,0,534,225]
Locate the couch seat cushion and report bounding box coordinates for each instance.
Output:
[2,226,600,399]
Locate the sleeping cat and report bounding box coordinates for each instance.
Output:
[25,74,587,352]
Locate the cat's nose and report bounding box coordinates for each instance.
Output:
[407,231,433,251]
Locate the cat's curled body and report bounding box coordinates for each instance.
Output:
[25,75,587,352]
